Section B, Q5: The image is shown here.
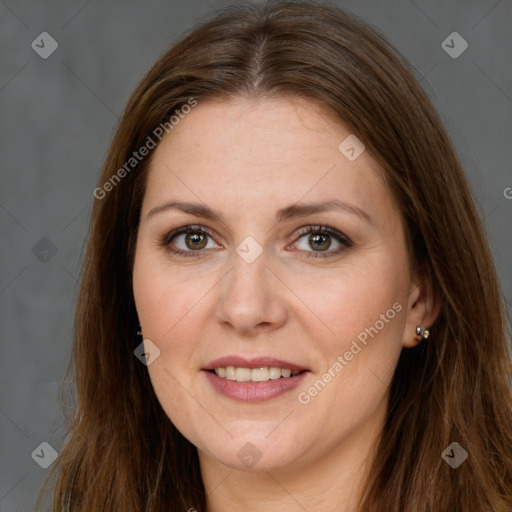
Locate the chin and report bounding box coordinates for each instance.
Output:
[197,434,306,473]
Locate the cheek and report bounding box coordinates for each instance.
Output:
[292,257,406,346]
[133,249,207,340]
[132,252,210,440]
[289,255,407,418]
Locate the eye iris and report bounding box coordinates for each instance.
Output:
[309,233,330,251]
[186,232,207,250]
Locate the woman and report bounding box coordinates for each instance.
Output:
[37,1,512,510]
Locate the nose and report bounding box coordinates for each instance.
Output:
[214,248,288,336]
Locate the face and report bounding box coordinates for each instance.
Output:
[132,95,425,474]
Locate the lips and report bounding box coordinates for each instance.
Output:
[203,367,309,402]
[202,355,310,402]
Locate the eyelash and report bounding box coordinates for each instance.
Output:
[160,224,353,260]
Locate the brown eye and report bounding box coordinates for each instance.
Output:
[184,232,208,250]
[308,233,331,251]
[162,225,221,257]
[293,225,352,259]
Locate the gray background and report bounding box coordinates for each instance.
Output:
[1,0,511,509]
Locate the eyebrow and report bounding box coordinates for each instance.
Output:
[146,199,371,224]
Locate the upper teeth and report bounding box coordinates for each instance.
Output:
[214,366,302,382]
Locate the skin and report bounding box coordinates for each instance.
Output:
[132,96,439,511]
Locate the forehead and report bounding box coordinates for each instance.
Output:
[143,95,396,225]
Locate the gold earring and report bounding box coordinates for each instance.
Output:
[416,326,430,341]
[137,324,143,338]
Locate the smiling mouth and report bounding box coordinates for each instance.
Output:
[208,366,306,382]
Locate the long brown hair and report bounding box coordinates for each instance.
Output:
[36,1,512,510]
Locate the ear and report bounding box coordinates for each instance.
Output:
[402,264,441,348]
